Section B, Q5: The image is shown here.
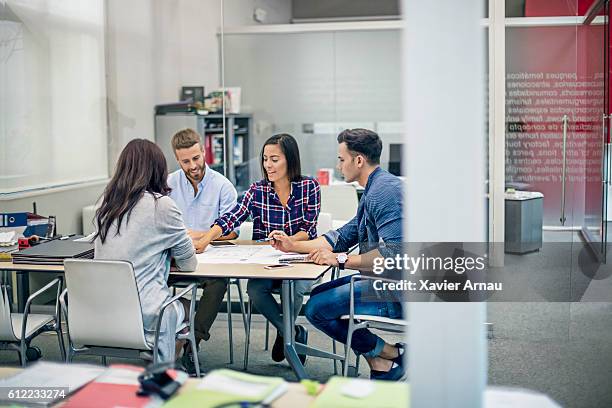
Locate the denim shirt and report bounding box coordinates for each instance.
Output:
[324,167,403,254]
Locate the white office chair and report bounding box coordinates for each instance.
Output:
[320,185,359,222]
[340,274,408,377]
[81,205,96,236]
[316,212,333,236]
[0,277,64,366]
[62,259,200,376]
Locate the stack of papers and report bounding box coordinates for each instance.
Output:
[12,237,94,265]
[164,369,287,407]
[0,231,16,247]
[196,245,303,265]
[0,361,105,406]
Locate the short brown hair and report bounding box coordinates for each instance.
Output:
[337,128,382,165]
[171,128,202,151]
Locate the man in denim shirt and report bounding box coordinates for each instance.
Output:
[272,128,404,381]
[167,128,238,373]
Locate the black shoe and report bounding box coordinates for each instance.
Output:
[180,349,204,377]
[393,342,406,365]
[272,331,285,362]
[295,325,308,365]
[370,357,406,381]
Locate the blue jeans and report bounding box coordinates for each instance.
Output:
[304,275,403,358]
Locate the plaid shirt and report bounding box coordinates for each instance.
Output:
[216,177,321,240]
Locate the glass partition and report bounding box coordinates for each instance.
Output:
[221,19,402,186]
[0,0,107,194]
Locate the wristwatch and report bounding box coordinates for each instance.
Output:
[336,253,348,270]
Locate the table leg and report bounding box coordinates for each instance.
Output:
[282,280,307,380]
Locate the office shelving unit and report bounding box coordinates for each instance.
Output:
[154,112,252,192]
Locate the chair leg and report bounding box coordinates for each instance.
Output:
[264,320,269,351]
[187,331,201,377]
[101,356,107,366]
[354,352,361,377]
[19,340,26,367]
[243,299,252,371]
[332,340,338,375]
[343,322,355,376]
[227,283,234,364]
[56,326,66,362]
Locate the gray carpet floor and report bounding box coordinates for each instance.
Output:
[3,305,611,408]
[4,230,612,407]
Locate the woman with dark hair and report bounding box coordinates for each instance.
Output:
[194,133,320,363]
[94,139,196,363]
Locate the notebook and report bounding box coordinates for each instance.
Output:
[311,377,409,408]
[278,254,310,263]
[164,369,287,408]
[11,236,94,265]
[63,365,166,408]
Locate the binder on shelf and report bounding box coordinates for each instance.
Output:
[204,135,214,165]
[0,213,28,228]
[234,135,244,164]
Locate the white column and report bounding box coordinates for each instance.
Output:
[402,1,487,407]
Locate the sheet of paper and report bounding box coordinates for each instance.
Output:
[196,245,300,264]
[340,379,375,398]
[197,372,270,398]
[0,362,104,390]
[0,231,16,246]
[0,231,15,243]
[73,232,96,243]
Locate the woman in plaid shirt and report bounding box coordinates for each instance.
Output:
[194,133,321,364]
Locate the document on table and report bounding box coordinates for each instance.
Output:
[196,245,299,264]
[0,362,104,390]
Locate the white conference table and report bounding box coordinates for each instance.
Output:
[0,241,342,380]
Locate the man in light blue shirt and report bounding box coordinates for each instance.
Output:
[167,128,238,372]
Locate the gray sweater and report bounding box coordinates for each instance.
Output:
[94,192,196,354]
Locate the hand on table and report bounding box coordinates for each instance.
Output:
[187,229,204,240]
[307,248,339,267]
[269,230,294,252]
[194,238,210,254]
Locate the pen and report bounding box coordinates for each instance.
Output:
[255,238,272,242]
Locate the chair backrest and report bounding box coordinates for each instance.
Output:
[0,286,17,341]
[320,184,359,222]
[81,205,97,236]
[237,221,253,241]
[63,259,150,350]
[317,212,332,236]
